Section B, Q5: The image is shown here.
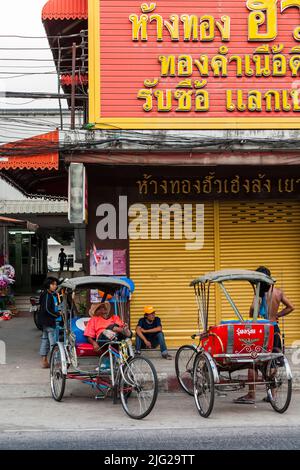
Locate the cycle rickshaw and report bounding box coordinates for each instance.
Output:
[50,276,158,420]
[175,269,292,418]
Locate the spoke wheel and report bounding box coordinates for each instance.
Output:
[120,356,158,420]
[34,310,42,330]
[175,345,197,395]
[193,353,215,418]
[50,345,66,402]
[266,357,292,414]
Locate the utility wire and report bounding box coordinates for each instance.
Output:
[0,58,87,62]
[0,100,37,106]
[0,72,59,79]
[0,45,82,51]
[0,32,87,39]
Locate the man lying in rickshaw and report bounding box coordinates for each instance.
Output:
[84,301,132,353]
[234,266,294,404]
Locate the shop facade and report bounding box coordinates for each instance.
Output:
[38,0,300,348]
[86,164,300,348]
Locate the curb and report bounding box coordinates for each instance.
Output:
[0,373,180,399]
[1,372,299,399]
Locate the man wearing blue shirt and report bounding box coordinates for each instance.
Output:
[135,306,172,359]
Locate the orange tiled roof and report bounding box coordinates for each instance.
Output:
[0,130,59,170]
[42,0,88,20]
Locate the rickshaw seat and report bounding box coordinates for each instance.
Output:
[76,342,98,357]
[71,317,111,357]
[70,317,98,357]
[71,317,91,344]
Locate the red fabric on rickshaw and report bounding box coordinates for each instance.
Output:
[202,323,275,361]
[76,343,98,357]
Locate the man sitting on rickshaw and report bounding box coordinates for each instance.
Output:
[234,266,294,404]
[84,301,131,353]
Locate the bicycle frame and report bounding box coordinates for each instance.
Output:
[66,339,134,394]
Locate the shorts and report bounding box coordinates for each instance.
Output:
[273,323,282,353]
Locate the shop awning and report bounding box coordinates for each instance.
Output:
[0,130,59,170]
[42,0,88,20]
[0,199,68,215]
[0,217,39,231]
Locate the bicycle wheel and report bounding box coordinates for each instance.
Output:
[175,345,197,395]
[120,356,158,420]
[265,357,292,414]
[193,352,215,418]
[50,344,66,402]
[34,310,42,330]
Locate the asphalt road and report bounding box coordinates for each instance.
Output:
[1,393,300,450]
[0,426,300,450]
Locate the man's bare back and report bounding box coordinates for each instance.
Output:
[265,287,294,321]
[250,286,294,322]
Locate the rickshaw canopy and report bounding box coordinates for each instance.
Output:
[190,269,275,286]
[60,276,132,293]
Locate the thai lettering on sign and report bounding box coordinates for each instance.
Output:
[130,1,300,114]
[90,0,300,128]
[136,173,300,196]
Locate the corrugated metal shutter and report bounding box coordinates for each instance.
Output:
[130,202,216,348]
[218,200,300,347]
[130,200,300,348]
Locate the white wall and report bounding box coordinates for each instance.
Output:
[0,179,26,201]
[47,240,82,272]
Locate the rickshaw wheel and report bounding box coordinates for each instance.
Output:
[119,356,158,420]
[33,310,42,330]
[50,344,66,402]
[175,345,197,396]
[193,352,215,418]
[265,357,292,414]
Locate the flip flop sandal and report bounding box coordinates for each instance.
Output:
[233,396,255,405]
[262,396,270,402]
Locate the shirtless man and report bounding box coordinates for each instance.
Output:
[234,266,294,404]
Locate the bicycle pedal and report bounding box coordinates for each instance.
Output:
[95,394,106,400]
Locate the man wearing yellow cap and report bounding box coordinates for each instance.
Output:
[135,306,172,359]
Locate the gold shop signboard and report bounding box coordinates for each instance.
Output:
[89,0,300,129]
[135,172,300,198]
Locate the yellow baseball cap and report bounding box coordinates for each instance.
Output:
[144,306,155,315]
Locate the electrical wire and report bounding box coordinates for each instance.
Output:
[0,72,59,79]
[0,123,61,131]
[0,117,66,127]
[0,58,87,62]
[0,65,60,69]
[1,134,298,154]
[0,68,87,74]
[0,32,87,39]
[0,100,37,106]
[0,45,82,51]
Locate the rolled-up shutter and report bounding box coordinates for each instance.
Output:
[218,200,300,347]
[130,200,300,348]
[129,202,216,348]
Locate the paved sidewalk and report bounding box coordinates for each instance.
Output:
[0,314,179,397]
[0,314,299,400]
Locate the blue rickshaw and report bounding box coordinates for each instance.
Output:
[50,276,158,420]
